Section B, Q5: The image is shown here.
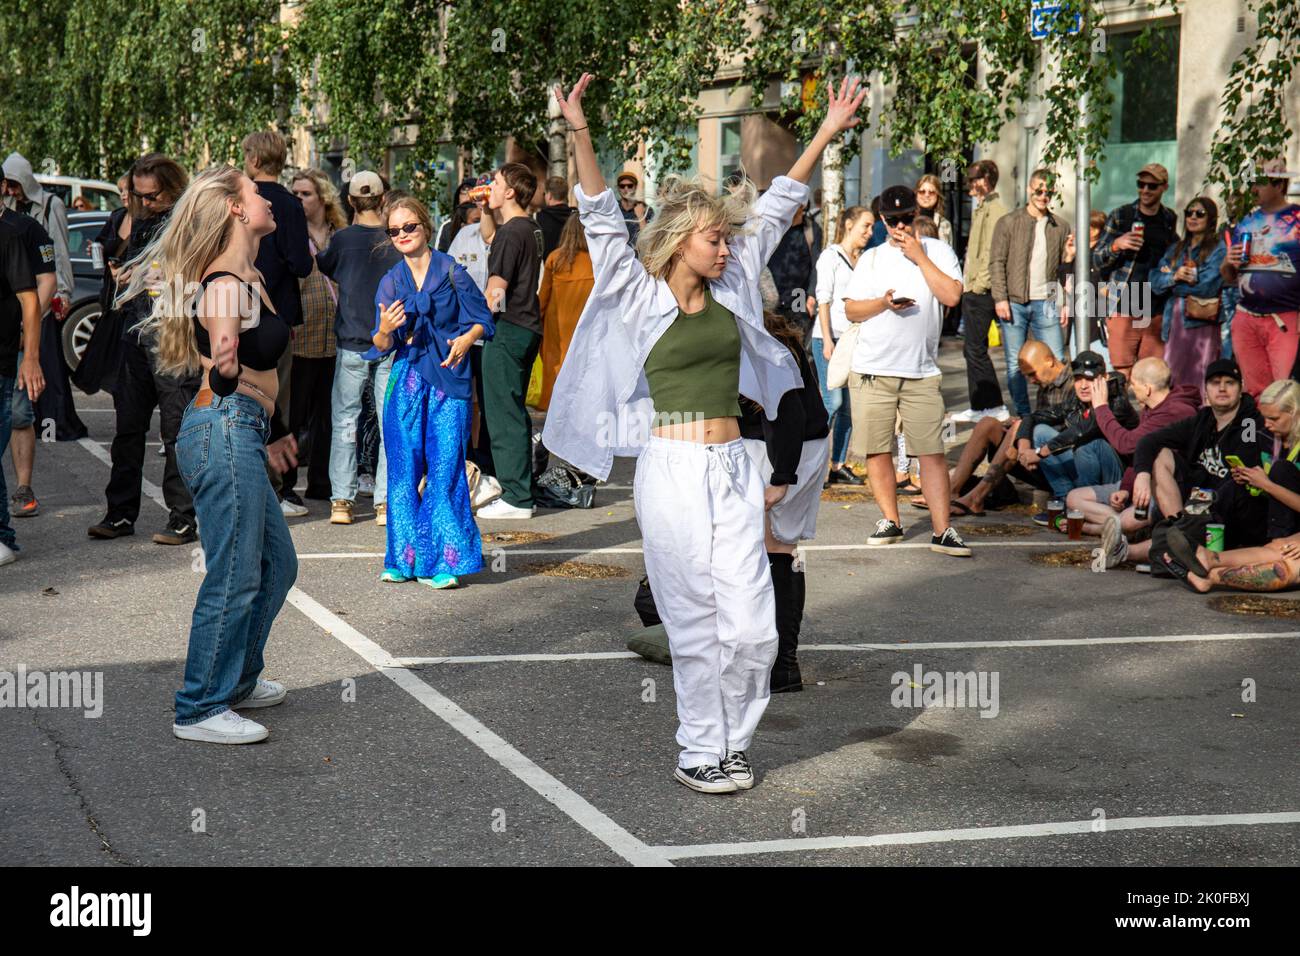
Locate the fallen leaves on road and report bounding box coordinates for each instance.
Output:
[522,561,631,580]
[1208,595,1300,619]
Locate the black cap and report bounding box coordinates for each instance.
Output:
[879,185,917,218]
[1070,350,1106,380]
[1204,358,1242,383]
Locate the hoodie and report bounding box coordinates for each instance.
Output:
[1133,392,1265,488]
[2,152,72,299]
[535,203,574,260]
[1094,382,1201,492]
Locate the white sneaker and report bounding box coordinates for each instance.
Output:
[0,542,16,567]
[948,407,982,424]
[1100,515,1129,569]
[981,405,1011,422]
[358,474,376,497]
[233,678,287,709]
[280,498,308,517]
[476,498,534,519]
[471,475,503,511]
[173,709,269,744]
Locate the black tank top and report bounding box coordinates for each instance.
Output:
[191,271,290,371]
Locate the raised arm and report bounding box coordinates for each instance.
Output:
[785,77,866,186]
[554,74,606,199]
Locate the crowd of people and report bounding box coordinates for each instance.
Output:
[2,94,1298,791]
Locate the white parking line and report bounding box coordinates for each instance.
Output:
[75,433,671,867]
[395,630,1299,665]
[78,438,169,510]
[653,811,1300,860]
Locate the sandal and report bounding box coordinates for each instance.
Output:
[1166,526,1209,577]
[949,501,983,517]
[896,480,923,496]
[1156,550,1202,593]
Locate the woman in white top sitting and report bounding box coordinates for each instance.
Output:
[544,73,865,795]
[813,205,873,486]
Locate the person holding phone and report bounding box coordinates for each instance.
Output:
[842,187,970,556]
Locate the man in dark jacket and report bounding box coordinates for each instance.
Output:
[1131,358,1268,551]
[243,131,312,509]
[535,177,574,260]
[768,202,821,342]
[1013,350,1138,503]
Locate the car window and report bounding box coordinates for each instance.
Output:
[81,187,122,211]
[45,183,72,206]
[68,223,101,258]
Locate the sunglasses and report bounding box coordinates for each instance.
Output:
[917,187,937,195]
[131,189,163,202]
[385,222,423,238]
[1136,180,1162,191]
[1032,188,1052,197]
[1184,208,1207,219]
[618,182,636,190]
[885,214,915,227]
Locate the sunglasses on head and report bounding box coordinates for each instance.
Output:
[385,222,422,238]
[1136,179,1162,191]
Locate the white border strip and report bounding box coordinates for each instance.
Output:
[654,811,1300,860]
[284,588,671,867]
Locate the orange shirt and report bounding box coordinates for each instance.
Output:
[537,249,594,410]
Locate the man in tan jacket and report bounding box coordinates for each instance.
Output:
[954,160,1010,423]
[989,168,1071,418]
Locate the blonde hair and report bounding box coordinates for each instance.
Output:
[1259,379,1300,449]
[242,130,287,177]
[292,169,346,232]
[635,174,757,280]
[118,165,246,377]
[551,211,589,274]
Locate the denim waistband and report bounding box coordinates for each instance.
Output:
[188,390,270,438]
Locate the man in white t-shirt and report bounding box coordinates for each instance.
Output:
[446,204,490,292]
[843,185,970,556]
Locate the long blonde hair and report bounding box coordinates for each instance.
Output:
[1260,379,1300,449]
[635,174,757,280]
[551,211,589,274]
[292,168,346,232]
[119,165,245,377]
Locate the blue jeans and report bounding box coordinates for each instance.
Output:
[0,374,13,550]
[1032,424,1123,499]
[1002,300,1066,416]
[174,393,298,724]
[330,349,392,504]
[810,337,852,463]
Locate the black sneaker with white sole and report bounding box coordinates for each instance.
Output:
[721,750,755,790]
[674,764,740,794]
[88,517,135,539]
[867,518,904,545]
[930,526,972,556]
[153,518,198,546]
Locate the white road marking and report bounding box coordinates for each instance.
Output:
[397,630,1299,665]
[76,430,672,867]
[78,438,168,511]
[284,588,672,867]
[400,652,643,666]
[654,811,1300,860]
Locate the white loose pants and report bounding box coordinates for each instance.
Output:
[633,436,779,769]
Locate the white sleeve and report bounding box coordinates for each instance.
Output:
[573,183,653,304]
[814,248,838,302]
[926,239,963,283]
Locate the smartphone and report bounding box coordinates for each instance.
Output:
[891,297,916,308]
[1224,454,1245,469]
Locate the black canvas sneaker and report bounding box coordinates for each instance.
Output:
[930,526,972,557]
[867,518,905,545]
[674,764,740,795]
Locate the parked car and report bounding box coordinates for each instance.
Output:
[63,210,110,370]
[36,175,123,212]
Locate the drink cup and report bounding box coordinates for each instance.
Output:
[1066,509,1085,540]
[469,184,491,204]
[1205,523,1226,553]
[1047,498,1065,529]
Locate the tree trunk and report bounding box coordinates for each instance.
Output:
[822,137,844,244]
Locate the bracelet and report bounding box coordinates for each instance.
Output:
[570,125,588,132]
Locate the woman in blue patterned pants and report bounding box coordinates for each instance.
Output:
[367,196,495,589]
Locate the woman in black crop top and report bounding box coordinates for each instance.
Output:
[118,165,300,746]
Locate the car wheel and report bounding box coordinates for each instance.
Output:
[63,302,101,371]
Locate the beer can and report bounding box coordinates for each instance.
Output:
[1239,232,1253,261]
[90,241,105,271]
[1205,523,1226,553]
[469,184,491,204]
[1131,221,1145,238]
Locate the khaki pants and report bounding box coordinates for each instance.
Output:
[848,372,946,458]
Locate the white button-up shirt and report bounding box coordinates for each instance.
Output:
[542,176,808,481]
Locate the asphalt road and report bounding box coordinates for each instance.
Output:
[3,341,1297,867]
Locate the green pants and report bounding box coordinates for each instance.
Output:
[482,320,541,507]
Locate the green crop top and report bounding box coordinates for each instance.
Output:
[643,291,742,424]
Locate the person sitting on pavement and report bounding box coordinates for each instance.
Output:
[1069,356,1200,545]
[913,339,1070,515]
[1161,378,1300,591]
[1013,350,1138,523]
[1112,358,1267,572]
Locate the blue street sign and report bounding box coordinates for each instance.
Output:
[1031,1,1083,40]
